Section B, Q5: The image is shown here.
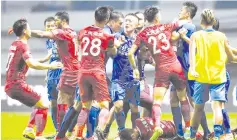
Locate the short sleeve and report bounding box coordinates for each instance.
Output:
[106,34,115,48]
[22,44,32,61]
[134,33,143,48]
[51,29,72,41]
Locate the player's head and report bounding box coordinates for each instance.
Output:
[119,128,140,140]
[55,11,69,28]
[108,11,124,32]
[106,5,114,12]
[44,16,56,31]
[13,18,31,39]
[95,6,111,25]
[200,9,216,28]
[124,13,139,32]
[135,11,145,30]
[213,17,219,31]
[144,6,161,24]
[179,2,198,20]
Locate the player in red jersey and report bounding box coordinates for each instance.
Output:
[5,19,62,140]
[30,11,81,134]
[128,6,188,140]
[75,6,117,140]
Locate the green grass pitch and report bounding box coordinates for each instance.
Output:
[2,112,237,140]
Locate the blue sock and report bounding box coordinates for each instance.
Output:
[214,125,224,138]
[51,106,58,131]
[57,106,77,138]
[190,126,197,138]
[171,106,183,136]
[115,111,125,131]
[86,106,100,138]
[222,109,231,134]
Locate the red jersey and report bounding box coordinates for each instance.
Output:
[5,40,32,86]
[134,22,179,68]
[51,28,79,71]
[78,25,114,71]
[136,118,176,140]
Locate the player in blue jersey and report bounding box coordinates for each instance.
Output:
[37,17,62,133]
[109,13,140,133]
[167,2,208,140]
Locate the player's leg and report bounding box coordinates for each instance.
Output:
[7,83,49,139]
[103,105,115,138]
[126,80,140,128]
[65,87,82,138]
[210,83,227,139]
[110,81,126,132]
[140,80,152,117]
[170,85,184,139]
[86,102,101,138]
[187,82,209,139]
[47,82,58,132]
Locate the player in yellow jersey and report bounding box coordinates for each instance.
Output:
[187,9,237,140]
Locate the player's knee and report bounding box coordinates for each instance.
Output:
[73,100,82,110]
[35,99,49,109]
[170,99,179,107]
[98,101,109,109]
[176,88,187,101]
[114,100,123,112]
[82,101,92,109]
[130,104,139,113]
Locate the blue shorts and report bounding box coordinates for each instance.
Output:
[110,80,140,105]
[225,71,230,101]
[193,81,226,104]
[46,79,60,100]
[74,85,80,101]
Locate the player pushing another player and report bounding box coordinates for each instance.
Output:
[5,19,62,140]
[128,6,188,140]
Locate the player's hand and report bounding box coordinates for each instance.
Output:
[133,68,140,80]
[190,69,199,78]
[114,35,126,48]
[49,62,63,69]
[178,28,188,38]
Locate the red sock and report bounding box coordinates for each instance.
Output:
[27,108,38,128]
[35,108,48,136]
[152,104,162,127]
[57,104,68,131]
[76,108,89,137]
[98,108,109,130]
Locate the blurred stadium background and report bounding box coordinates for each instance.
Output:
[1,1,237,139]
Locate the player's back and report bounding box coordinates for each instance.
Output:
[5,40,30,85]
[136,23,178,67]
[78,25,114,71]
[52,28,79,71]
[190,30,227,83]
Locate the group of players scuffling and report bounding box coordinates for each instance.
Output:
[5,1,237,140]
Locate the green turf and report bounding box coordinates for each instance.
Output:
[2,112,237,140]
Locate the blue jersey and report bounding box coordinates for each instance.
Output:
[112,32,138,82]
[177,22,196,72]
[46,39,62,81]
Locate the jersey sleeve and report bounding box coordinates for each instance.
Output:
[22,44,32,61]
[134,32,144,48]
[51,29,72,41]
[106,34,115,49]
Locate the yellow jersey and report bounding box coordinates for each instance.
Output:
[188,30,227,84]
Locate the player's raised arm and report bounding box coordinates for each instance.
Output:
[189,34,199,77]
[128,44,140,79]
[31,30,54,39]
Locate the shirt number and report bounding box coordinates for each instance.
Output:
[82,37,101,56]
[148,33,170,54]
[6,52,14,71]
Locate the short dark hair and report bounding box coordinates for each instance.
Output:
[55,11,69,23]
[13,19,28,37]
[106,5,114,12]
[183,2,198,19]
[95,6,110,23]
[144,6,160,23]
[110,11,124,21]
[213,18,219,31]
[44,16,55,25]
[125,13,139,20]
[119,129,139,140]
